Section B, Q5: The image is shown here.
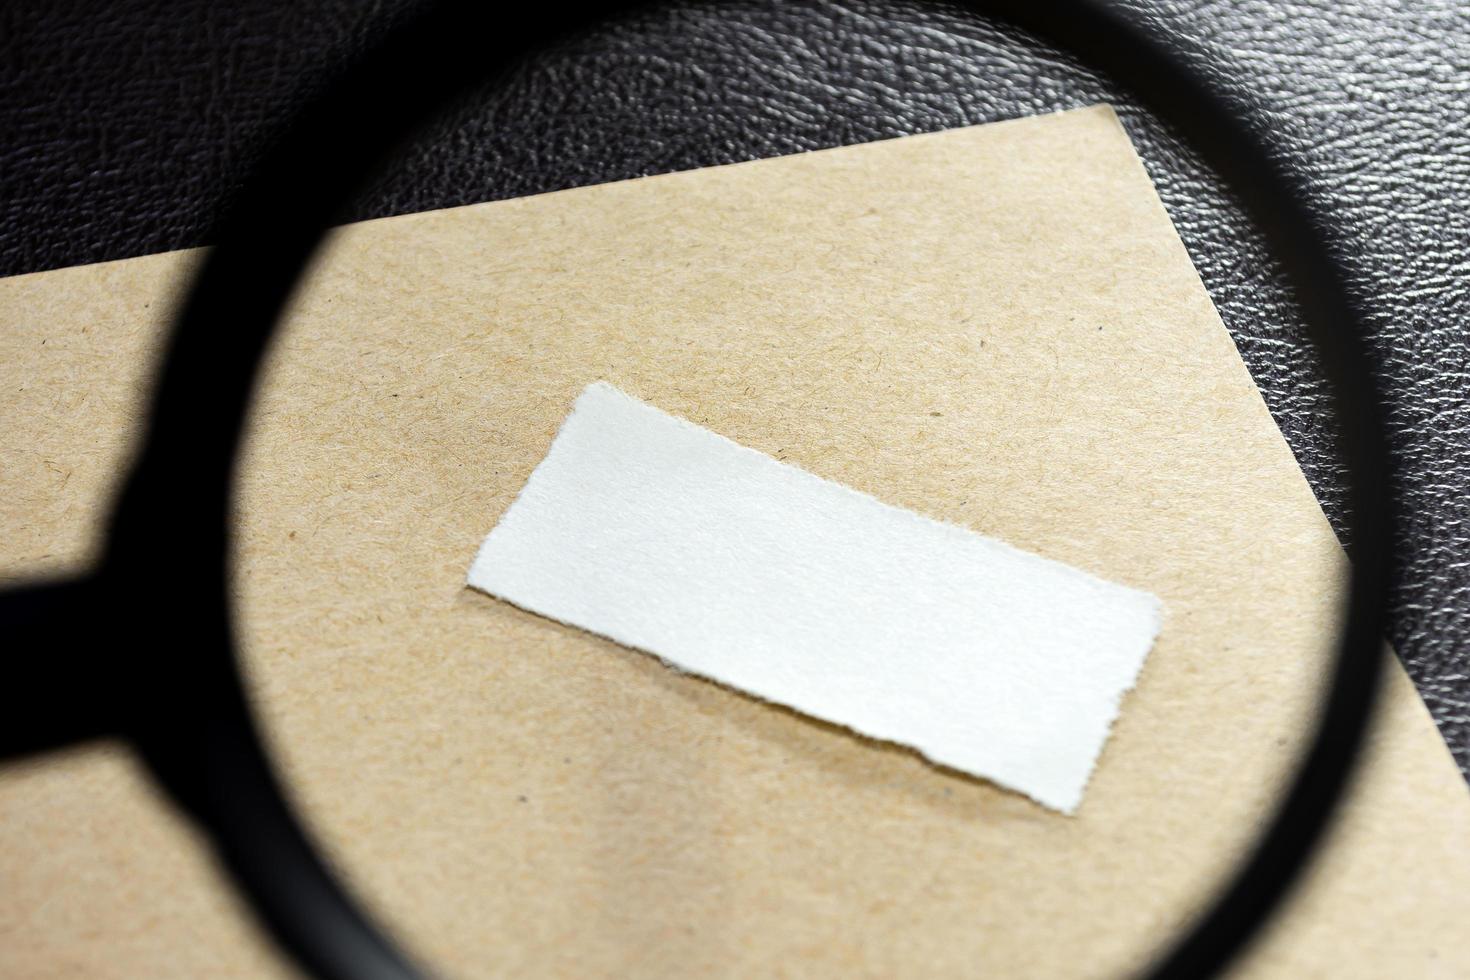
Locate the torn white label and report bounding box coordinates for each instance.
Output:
[468,382,1162,813]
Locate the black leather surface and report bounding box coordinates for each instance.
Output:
[2,0,1467,779]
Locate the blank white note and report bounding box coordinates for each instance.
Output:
[468,382,1162,813]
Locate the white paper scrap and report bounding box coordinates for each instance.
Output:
[468,382,1163,813]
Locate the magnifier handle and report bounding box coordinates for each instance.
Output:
[0,575,126,759]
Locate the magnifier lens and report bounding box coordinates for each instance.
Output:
[223,6,1353,978]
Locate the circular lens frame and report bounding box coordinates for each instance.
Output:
[85,3,1391,978]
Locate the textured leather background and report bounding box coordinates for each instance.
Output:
[2,0,1467,779]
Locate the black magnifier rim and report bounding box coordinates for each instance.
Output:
[87,1,1391,979]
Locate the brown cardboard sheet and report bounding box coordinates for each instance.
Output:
[2,105,1468,977]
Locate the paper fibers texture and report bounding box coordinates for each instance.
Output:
[469,382,1162,812]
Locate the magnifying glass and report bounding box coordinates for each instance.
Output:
[0,2,1391,978]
